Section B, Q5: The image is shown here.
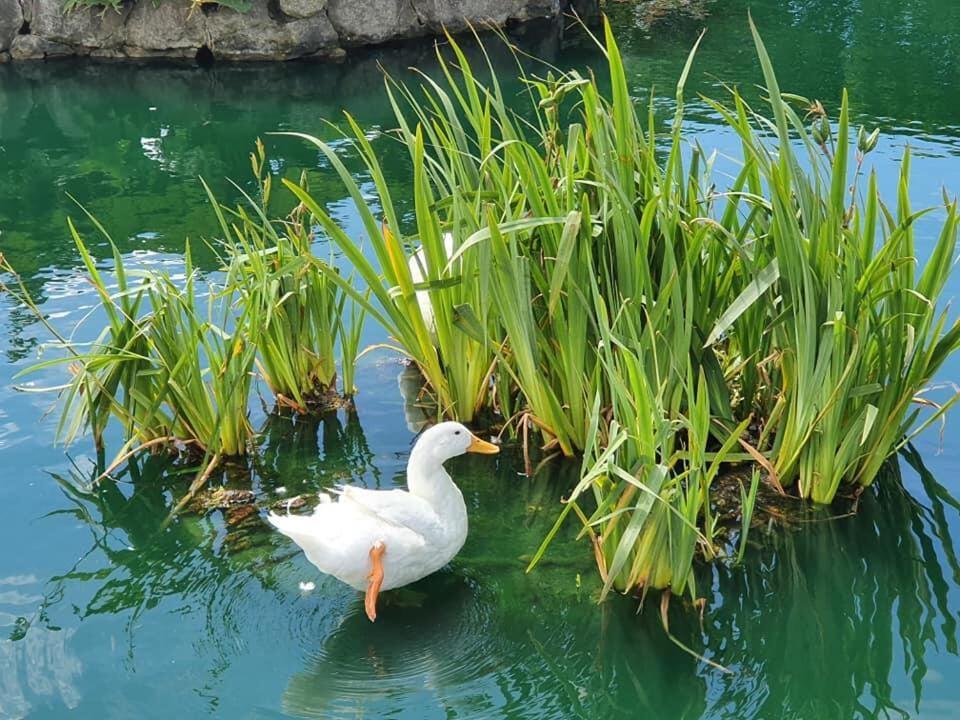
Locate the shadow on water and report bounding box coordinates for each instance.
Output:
[46,455,279,633]
[17,399,959,718]
[255,409,382,493]
[276,455,960,719]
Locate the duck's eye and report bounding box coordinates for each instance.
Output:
[454,430,461,435]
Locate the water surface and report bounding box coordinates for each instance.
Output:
[2,2,960,718]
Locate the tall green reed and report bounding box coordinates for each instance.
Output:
[143,244,257,459]
[6,150,366,486]
[7,228,256,479]
[280,17,960,597]
[707,18,960,502]
[2,221,172,455]
[211,142,351,412]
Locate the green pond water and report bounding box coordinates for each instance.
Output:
[2,1,960,717]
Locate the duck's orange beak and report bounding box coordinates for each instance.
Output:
[467,434,500,454]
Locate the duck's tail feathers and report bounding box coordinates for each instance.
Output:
[267,511,313,541]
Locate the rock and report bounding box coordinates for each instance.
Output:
[327,0,420,45]
[0,0,22,53]
[412,0,560,30]
[0,51,9,63]
[278,0,327,20]
[6,0,583,62]
[123,0,206,54]
[272,494,308,510]
[225,504,257,525]
[189,487,257,514]
[10,33,73,59]
[206,1,339,60]
[27,0,131,50]
[89,47,126,59]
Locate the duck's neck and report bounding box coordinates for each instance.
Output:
[406,447,465,516]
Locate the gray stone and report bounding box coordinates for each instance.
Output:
[27,0,131,49]
[123,0,205,53]
[0,0,23,53]
[6,0,582,62]
[327,0,420,45]
[122,46,194,59]
[0,50,10,63]
[89,47,126,58]
[10,33,73,59]
[278,0,327,20]
[412,0,560,30]
[206,1,339,60]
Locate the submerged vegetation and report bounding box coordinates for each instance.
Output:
[5,16,960,608]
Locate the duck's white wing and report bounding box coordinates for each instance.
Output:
[334,485,444,541]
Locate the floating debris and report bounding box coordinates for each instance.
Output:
[271,495,307,511]
[225,505,257,526]
[188,487,256,515]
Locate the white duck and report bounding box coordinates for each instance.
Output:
[407,229,455,337]
[268,422,498,622]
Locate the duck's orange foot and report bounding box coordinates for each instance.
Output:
[365,541,386,622]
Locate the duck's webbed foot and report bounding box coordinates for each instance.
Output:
[365,541,386,622]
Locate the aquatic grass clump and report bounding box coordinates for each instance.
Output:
[277,17,960,600]
[280,21,759,593]
[32,232,257,464]
[142,245,258,459]
[3,223,174,454]
[67,227,171,451]
[211,142,352,411]
[708,26,960,502]
[283,123,512,424]
[4,159,365,491]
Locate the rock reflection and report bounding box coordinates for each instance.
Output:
[0,21,568,289]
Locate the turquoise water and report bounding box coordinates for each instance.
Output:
[2,2,960,717]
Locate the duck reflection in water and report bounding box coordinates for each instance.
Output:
[282,571,501,718]
[278,448,960,720]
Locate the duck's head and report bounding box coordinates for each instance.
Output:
[413,422,499,463]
